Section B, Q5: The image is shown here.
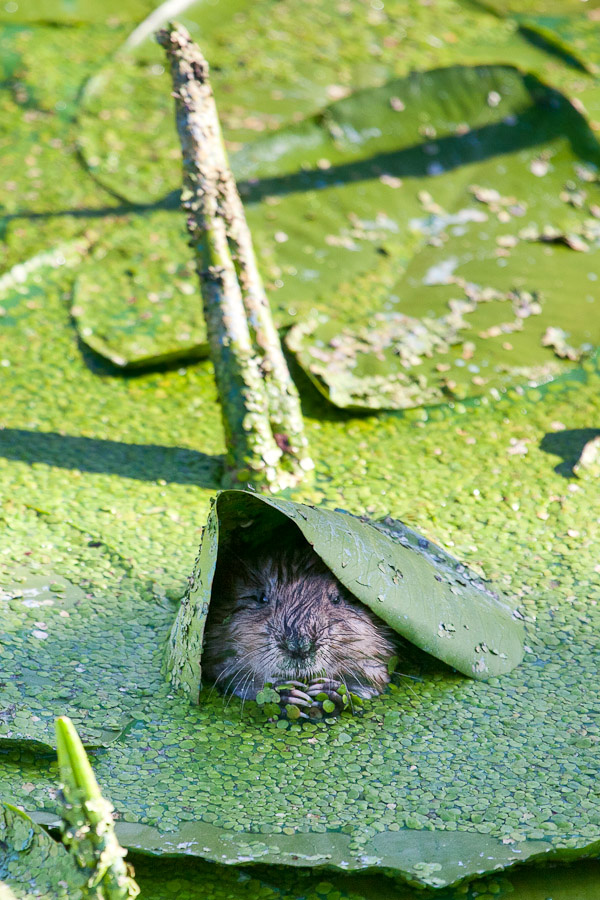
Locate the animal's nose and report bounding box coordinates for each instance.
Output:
[284,635,314,659]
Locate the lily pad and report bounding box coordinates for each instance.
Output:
[80,59,599,387]
[229,63,599,409]
[0,0,156,25]
[76,0,514,205]
[1,370,600,887]
[0,563,163,750]
[0,803,81,899]
[235,62,599,349]
[71,213,207,368]
[132,857,600,900]
[516,15,600,75]
[2,2,600,891]
[166,490,524,701]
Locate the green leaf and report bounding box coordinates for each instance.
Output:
[80,57,599,398]
[0,802,83,898]
[2,4,600,887]
[166,490,524,702]
[262,65,600,409]
[0,0,155,25]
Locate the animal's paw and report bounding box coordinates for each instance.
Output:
[345,683,380,700]
[269,678,367,720]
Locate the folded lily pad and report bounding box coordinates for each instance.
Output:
[4,0,600,893]
[166,490,524,701]
[1,467,600,886]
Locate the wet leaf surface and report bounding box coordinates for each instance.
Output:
[272,65,600,408]
[76,45,600,383]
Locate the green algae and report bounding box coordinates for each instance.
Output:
[259,63,600,408]
[1,358,600,886]
[1,186,600,890]
[0,23,130,120]
[77,54,600,386]
[77,0,600,206]
[76,0,515,204]
[0,0,156,26]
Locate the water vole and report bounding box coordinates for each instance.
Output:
[202,527,397,700]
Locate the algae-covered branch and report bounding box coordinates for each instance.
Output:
[156,23,313,492]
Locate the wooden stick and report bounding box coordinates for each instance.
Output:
[156,23,313,490]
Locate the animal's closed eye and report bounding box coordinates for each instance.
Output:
[239,593,270,607]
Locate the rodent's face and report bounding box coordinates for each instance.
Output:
[203,538,397,699]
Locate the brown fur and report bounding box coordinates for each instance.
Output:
[202,528,397,700]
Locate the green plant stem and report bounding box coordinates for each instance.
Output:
[55,717,139,899]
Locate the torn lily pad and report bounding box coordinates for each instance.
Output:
[285,280,548,410]
[286,311,465,410]
[165,490,524,702]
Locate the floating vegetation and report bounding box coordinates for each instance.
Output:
[286,280,549,410]
[166,490,524,703]
[541,326,591,361]
[255,679,365,721]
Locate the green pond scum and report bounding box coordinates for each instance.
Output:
[1,0,600,897]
